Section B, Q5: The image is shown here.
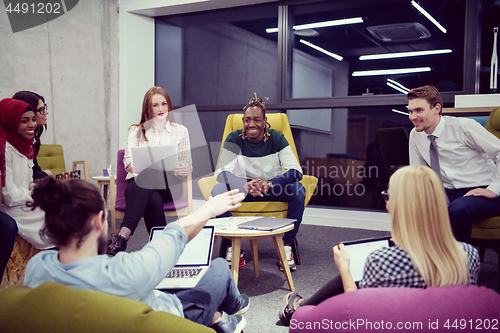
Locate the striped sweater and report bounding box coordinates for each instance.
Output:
[216,129,303,189]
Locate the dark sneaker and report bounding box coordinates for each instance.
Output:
[278,292,303,326]
[231,294,250,315]
[107,234,128,256]
[225,247,245,267]
[211,312,246,333]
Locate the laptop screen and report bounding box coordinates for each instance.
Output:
[149,226,214,266]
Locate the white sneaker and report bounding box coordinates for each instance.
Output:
[225,247,245,267]
[284,246,297,271]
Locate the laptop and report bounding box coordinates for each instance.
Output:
[342,236,393,282]
[149,225,215,289]
[131,145,179,174]
[237,217,296,231]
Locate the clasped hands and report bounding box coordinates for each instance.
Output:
[244,178,270,197]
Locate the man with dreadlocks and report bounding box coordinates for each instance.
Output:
[211,94,305,271]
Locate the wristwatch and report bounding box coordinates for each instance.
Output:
[267,181,273,189]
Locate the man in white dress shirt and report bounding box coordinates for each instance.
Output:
[407,85,500,241]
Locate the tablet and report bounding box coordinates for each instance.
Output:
[342,236,393,282]
[131,145,179,174]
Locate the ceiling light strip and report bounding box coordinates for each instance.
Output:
[411,0,447,33]
[387,82,409,94]
[295,17,363,30]
[352,67,431,76]
[266,17,363,33]
[359,49,452,60]
[392,109,409,116]
[300,40,343,61]
[387,79,410,92]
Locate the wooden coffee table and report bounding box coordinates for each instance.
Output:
[206,218,295,291]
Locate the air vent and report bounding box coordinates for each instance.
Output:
[366,22,431,42]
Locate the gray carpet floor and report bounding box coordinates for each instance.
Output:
[122,220,499,333]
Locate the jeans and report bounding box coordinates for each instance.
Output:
[172,258,241,326]
[446,187,500,242]
[211,182,305,245]
[0,212,17,275]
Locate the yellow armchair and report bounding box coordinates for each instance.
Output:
[37,144,89,181]
[197,113,318,218]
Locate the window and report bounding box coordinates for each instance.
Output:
[287,0,466,98]
[156,3,279,106]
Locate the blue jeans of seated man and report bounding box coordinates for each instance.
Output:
[171,258,242,326]
[0,212,18,275]
[447,187,500,242]
[211,181,305,245]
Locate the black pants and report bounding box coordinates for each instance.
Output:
[446,187,500,242]
[302,274,345,306]
[120,176,180,235]
[0,212,17,275]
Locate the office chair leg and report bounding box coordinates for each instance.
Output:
[292,238,301,265]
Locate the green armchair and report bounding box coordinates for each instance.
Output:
[0,282,214,333]
[37,144,89,181]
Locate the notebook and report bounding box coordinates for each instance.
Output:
[342,236,393,282]
[149,225,215,289]
[237,217,296,231]
[131,145,179,174]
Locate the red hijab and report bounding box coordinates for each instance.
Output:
[0,98,35,187]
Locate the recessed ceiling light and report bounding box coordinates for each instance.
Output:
[300,39,343,61]
[411,0,447,33]
[352,67,431,76]
[266,17,363,33]
[359,49,452,60]
[293,29,319,37]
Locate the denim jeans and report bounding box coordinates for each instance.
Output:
[211,181,305,245]
[172,258,241,326]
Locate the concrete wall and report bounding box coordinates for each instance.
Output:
[0,0,119,181]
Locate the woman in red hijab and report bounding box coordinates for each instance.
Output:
[0,98,53,249]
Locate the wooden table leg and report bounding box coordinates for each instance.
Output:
[231,237,241,286]
[273,235,295,291]
[102,184,109,204]
[249,238,259,277]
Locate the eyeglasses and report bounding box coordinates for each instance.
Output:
[381,190,389,202]
[36,104,48,113]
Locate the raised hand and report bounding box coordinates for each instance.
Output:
[206,189,245,217]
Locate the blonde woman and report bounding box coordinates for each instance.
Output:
[279,165,480,325]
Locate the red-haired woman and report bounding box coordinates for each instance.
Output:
[107,87,192,255]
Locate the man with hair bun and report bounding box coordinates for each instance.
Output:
[25,177,250,333]
[407,85,500,241]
